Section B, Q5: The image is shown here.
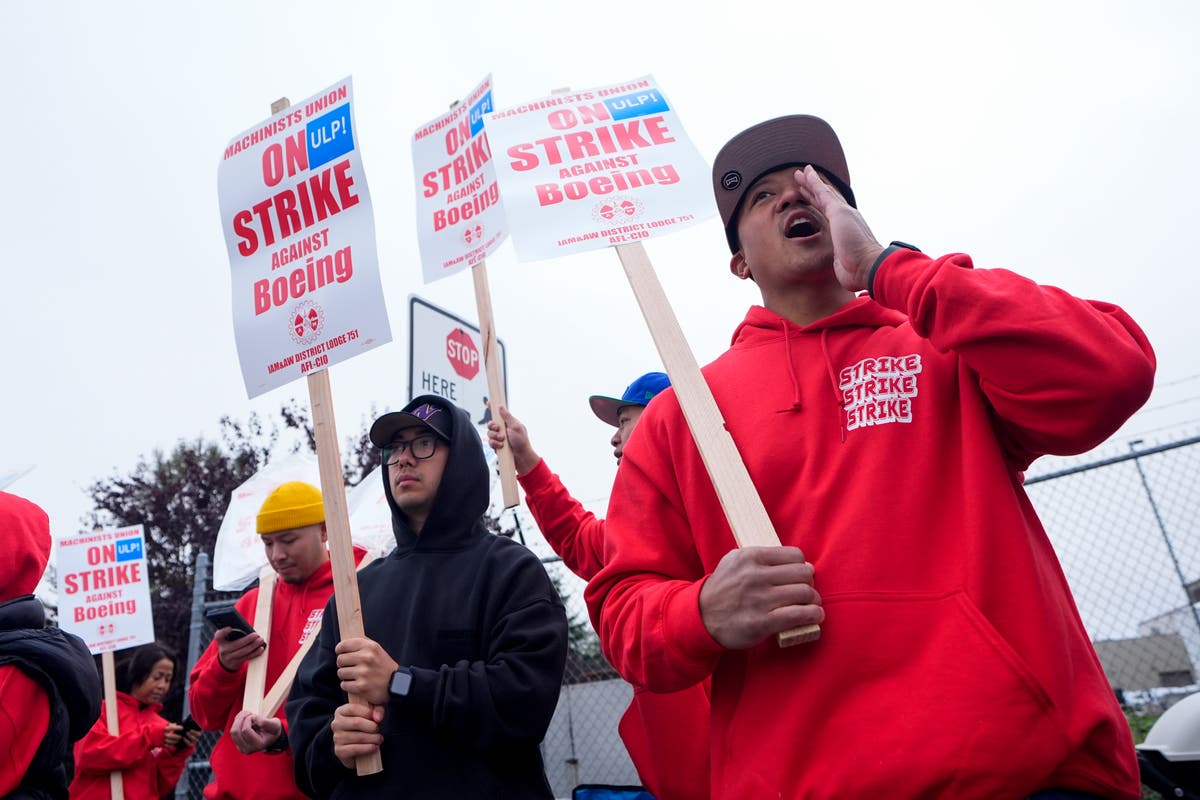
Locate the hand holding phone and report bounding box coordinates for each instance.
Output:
[173,715,202,749]
[204,606,256,641]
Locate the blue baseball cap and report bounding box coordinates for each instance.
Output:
[589,372,671,427]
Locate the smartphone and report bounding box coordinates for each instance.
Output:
[204,606,256,641]
[174,715,201,749]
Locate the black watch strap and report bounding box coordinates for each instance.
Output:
[867,240,921,298]
[264,725,289,754]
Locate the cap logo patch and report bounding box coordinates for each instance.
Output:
[721,171,741,191]
[410,403,441,422]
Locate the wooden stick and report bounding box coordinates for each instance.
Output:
[261,552,377,718]
[471,262,518,507]
[243,565,275,714]
[101,650,125,800]
[307,368,384,773]
[614,242,820,647]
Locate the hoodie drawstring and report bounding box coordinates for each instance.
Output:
[778,320,804,414]
[820,327,847,443]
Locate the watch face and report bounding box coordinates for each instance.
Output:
[390,668,413,697]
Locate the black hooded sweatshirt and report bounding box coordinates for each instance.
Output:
[287,396,568,799]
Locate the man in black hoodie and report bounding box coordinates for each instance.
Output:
[0,491,102,800]
[286,395,568,799]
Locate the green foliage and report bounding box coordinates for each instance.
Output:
[1127,708,1161,744]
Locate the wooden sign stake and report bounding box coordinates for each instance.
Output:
[101,650,125,800]
[242,565,275,713]
[472,261,518,507]
[615,242,820,647]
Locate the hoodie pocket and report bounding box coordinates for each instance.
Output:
[722,589,1071,798]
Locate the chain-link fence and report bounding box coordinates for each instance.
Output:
[176,433,1200,798]
[1026,435,1200,719]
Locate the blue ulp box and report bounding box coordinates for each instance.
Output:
[115,537,143,562]
[603,90,669,121]
[469,92,493,137]
[306,104,355,169]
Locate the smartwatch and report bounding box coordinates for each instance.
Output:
[389,666,413,699]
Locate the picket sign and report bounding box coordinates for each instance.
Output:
[426,92,517,508]
[615,246,821,650]
[267,95,383,776]
[101,651,125,800]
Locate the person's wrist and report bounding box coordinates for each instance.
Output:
[515,452,540,476]
[867,241,921,297]
[264,726,288,754]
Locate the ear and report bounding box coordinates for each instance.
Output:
[729,251,751,280]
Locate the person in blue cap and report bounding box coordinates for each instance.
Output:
[488,373,711,800]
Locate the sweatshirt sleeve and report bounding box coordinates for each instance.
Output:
[872,249,1155,467]
[187,590,257,732]
[151,738,194,795]
[73,701,169,773]
[397,554,568,753]
[0,667,50,796]
[519,459,607,580]
[585,444,727,694]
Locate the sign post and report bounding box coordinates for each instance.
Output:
[411,76,518,507]
[218,82,389,774]
[485,77,819,646]
[59,523,157,799]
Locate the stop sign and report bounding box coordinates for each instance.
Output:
[445,328,480,380]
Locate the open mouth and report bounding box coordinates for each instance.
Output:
[785,215,819,239]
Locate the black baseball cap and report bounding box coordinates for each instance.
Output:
[712,114,855,253]
[369,395,453,447]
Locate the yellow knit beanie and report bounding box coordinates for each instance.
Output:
[256,481,325,534]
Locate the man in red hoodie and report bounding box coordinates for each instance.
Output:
[489,373,711,800]
[188,481,358,800]
[585,116,1156,799]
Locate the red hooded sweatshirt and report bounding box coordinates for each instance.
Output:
[187,547,365,800]
[70,692,192,800]
[0,492,54,794]
[586,250,1155,799]
[520,460,711,799]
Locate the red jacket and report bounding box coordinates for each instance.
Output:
[586,250,1155,799]
[69,692,192,800]
[0,666,50,795]
[187,550,364,800]
[520,460,711,800]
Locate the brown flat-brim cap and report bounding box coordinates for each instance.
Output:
[712,115,855,253]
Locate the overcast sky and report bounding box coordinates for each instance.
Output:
[4,1,1198,593]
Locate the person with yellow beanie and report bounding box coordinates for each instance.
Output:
[187,481,365,800]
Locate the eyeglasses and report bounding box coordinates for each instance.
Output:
[384,435,438,466]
